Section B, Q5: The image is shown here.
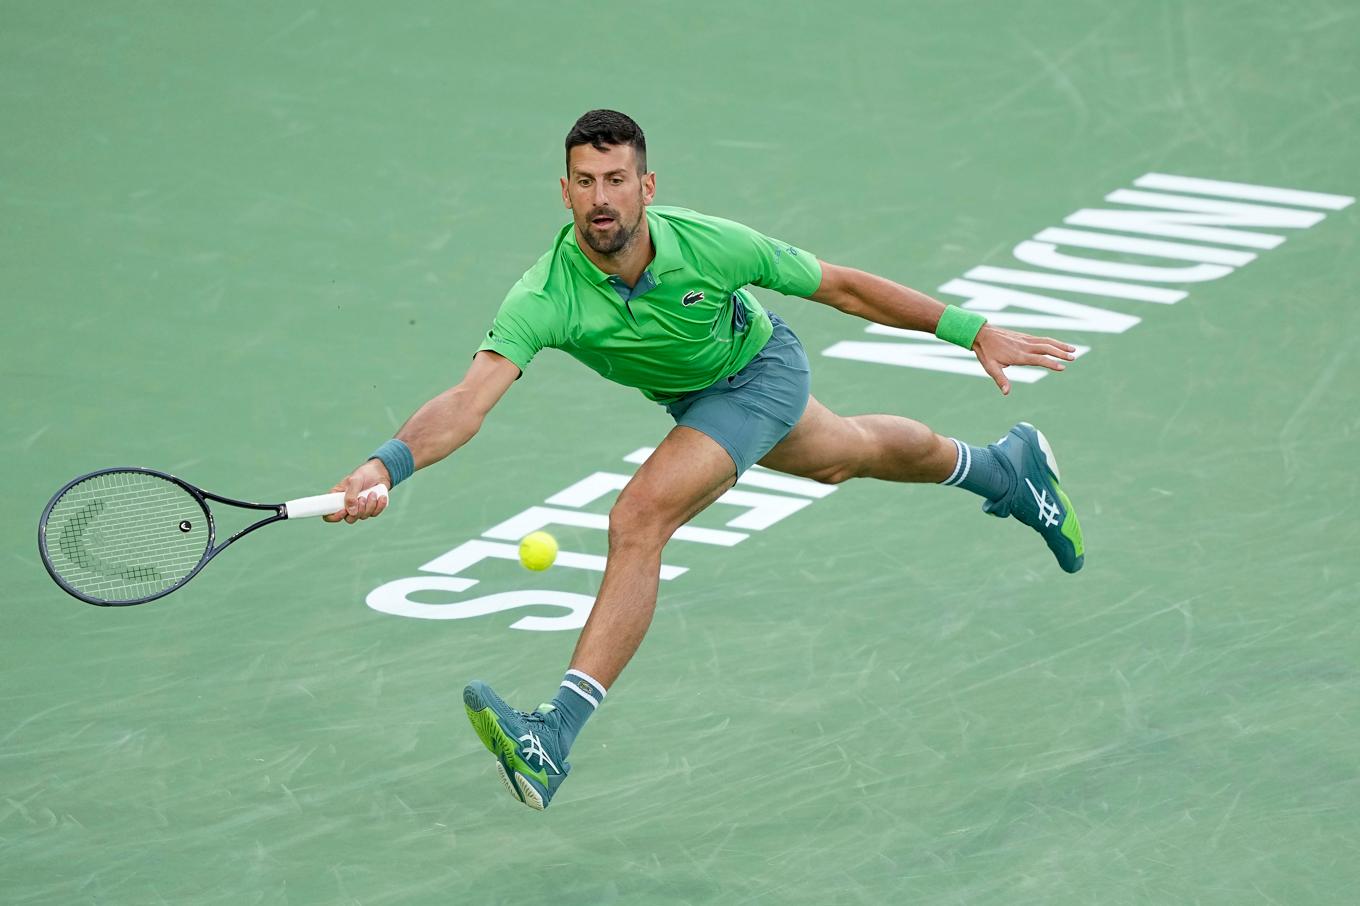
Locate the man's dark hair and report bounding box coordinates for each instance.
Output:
[565,109,647,174]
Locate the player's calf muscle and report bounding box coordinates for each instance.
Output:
[767,413,951,485]
[860,415,954,482]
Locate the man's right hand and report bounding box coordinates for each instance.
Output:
[323,460,393,524]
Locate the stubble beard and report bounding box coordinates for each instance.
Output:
[581,206,644,257]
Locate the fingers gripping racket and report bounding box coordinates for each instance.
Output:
[38,467,387,606]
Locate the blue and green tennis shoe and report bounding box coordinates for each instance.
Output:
[982,422,1085,573]
[464,681,571,810]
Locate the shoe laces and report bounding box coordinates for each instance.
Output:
[518,708,557,727]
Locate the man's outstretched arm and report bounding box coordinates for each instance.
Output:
[324,350,522,523]
[808,262,1076,395]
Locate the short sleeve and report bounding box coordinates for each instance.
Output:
[476,283,557,373]
[717,218,823,297]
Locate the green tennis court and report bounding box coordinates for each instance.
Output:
[5,3,1357,903]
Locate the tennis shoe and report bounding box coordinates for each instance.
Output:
[981,422,1085,573]
[463,680,570,810]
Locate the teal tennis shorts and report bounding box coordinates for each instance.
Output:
[665,313,811,475]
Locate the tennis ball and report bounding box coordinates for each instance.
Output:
[518,531,558,571]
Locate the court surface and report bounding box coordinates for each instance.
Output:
[4,3,1358,903]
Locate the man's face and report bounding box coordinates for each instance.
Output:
[561,143,655,257]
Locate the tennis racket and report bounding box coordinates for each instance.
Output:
[38,467,388,607]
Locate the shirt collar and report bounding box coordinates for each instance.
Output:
[646,207,686,276]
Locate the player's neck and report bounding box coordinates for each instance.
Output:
[577,217,654,289]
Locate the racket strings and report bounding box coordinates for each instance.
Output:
[43,472,210,601]
[56,498,105,568]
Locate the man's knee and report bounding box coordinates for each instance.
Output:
[608,486,678,551]
[800,462,860,485]
[798,418,874,484]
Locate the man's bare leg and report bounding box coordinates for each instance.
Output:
[568,425,737,687]
[463,425,738,809]
[759,395,959,485]
[759,395,1084,573]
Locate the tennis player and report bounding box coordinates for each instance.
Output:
[327,110,1084,810]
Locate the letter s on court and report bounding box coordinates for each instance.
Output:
[366,577,594,631]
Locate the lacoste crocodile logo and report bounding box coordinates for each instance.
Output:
[682,290,704,306]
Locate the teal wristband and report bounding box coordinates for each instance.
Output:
[935,305,987,349]
[369,439,415,488]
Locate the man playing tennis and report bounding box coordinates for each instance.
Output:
[327,110,1084,810]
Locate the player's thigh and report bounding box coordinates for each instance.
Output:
[757,395,865,484]
[613,425,737,538]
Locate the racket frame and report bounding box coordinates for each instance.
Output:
[38,466,288,607]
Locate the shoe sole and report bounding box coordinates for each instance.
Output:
[515,774,546,809]
[464,684,549,810]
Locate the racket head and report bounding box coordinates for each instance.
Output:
[38,467,216,606]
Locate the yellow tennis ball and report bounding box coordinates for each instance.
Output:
[518,531,558,571]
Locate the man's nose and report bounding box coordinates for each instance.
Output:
[591,182,609,206]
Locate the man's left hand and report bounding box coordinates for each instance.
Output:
[972,325,1077,395]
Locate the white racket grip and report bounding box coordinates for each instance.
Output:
[285,484,389,519]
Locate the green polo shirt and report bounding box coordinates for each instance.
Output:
[477,205,822,403]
